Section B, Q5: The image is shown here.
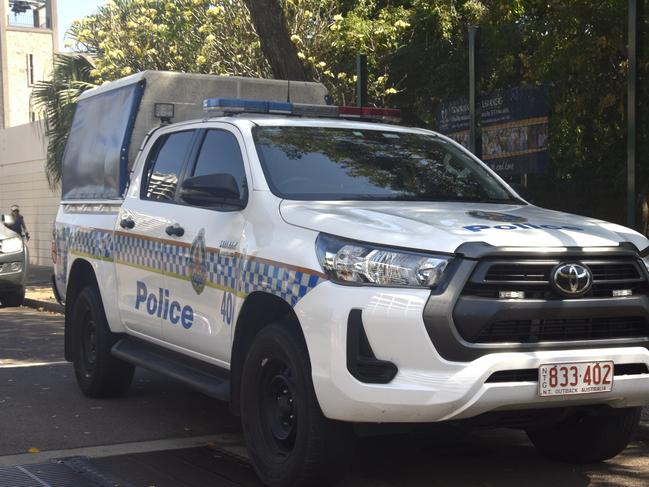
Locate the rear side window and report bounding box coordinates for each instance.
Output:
[144,130,195,201]
[191,130,247,197]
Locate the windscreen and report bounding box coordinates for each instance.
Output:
[253,126,519,203]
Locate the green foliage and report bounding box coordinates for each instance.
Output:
[378,0,648,225]
[480,0,646,224]
[309,0,414,105]
[68,0,270,80]
[49,0,648,225]
[66,0,413,105]
[31,54,98,189]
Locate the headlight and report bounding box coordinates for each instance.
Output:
[0,236,23,254]
[316,234,451,288]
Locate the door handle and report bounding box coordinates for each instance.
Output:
[119,218,135,229]
[165,224,185,237]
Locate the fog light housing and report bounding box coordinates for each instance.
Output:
[499,290,526,299]
[10,262,21,272]
[612,289,632,297]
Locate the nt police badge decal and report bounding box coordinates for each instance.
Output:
[189,229,207,295]
[466,210,527,223]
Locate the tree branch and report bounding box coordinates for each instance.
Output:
[243,0,309,81]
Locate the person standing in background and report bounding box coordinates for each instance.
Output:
[5,205,29,240]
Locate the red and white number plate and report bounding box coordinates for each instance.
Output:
[538,361,614,397]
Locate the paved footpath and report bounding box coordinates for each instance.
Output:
[1,306,649,486]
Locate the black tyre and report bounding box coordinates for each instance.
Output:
[526,406,641,464]
[241,323,354,487]
[71,287,134,398]
[0,287,24,307]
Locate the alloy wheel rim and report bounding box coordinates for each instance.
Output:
[260,358,298,457]
[81,308,98,377]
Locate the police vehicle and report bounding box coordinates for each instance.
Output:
[54,71,649,487]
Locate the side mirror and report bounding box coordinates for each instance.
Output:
[180,173,244,208]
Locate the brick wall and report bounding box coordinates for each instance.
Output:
[0,122,59,266]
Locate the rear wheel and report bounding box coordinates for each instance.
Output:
[0,287,24,307]
[526,406,641,463]
[71,287,134,398]
[241,323,354,487]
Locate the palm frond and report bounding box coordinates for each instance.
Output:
[31,54,98,189]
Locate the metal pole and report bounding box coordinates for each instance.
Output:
[356,54,368,107]
[628,0,638,228]
[468,26,481,158]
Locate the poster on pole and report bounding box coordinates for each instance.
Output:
[436,85,549,175]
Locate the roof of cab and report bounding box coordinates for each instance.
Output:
[163,113,436,137]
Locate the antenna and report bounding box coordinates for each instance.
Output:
[286,79,291,103]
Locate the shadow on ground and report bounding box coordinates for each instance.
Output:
[343,425,649,487]
[0,308,64,364]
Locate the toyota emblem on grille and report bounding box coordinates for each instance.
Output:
[551,263,592,297]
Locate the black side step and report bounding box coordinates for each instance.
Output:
[112,337,230,401]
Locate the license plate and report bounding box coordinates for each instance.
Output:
[538,361,614,397]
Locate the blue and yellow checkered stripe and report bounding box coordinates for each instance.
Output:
[55,225,113,262]
[56,224,325,307]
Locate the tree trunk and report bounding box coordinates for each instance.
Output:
[244,0,309,81]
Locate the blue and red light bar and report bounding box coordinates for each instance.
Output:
[203,98,400,122]
[338,106,401,120]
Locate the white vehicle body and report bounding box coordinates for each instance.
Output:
[54,112,649,424]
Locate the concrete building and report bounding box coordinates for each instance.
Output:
[0,1,59,266]
[0,0,58,128]
[0,122,57,266]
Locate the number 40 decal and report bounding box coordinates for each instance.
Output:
[221,292,234,325]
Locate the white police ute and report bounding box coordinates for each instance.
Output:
[54,71,649,487]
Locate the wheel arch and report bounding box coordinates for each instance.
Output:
[64,258,101,362]
[230,291,307,415]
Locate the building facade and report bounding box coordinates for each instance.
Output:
[0,121,58,266]
[0,0,58,128]
[0,1,59,267]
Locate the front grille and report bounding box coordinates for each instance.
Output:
[485,264,550,282]
[485,363,649,383]
[474,316,649,343]
[465,259,648,300]
[484,262,641,283]
[591,263,641,281]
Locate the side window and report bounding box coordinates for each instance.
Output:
[191,130,247,197]
[144,130,195,201]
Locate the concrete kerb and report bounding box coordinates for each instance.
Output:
[22,298,63,314]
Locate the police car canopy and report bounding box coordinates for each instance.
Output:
[60,71,329,201]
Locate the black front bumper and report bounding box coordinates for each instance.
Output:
[423,244,649,361]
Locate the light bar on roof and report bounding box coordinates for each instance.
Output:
[203,98,292,114]
[202,97,400,122]
[292,103,339,118]
[339,106,401,122]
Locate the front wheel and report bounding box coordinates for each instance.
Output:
[0,287,24,307]
[526,406,641,464]
[71,286,134,398]
[241,323,354,487]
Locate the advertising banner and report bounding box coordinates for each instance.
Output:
[436,85,549,175]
